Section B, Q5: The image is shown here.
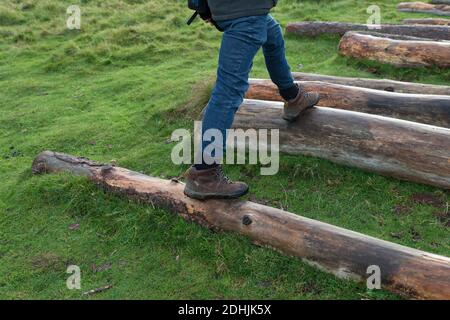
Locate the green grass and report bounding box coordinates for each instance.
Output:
[0,0,449,299]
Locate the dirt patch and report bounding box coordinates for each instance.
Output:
[392,204,412,215]
[390,232,403,239]
[2,145,23,159]
[31,252,63,271]
[410,193,444,207]
[296,281,322,295]
[434,211,450,228]
[409,228,422,242]
[91,262,112,273]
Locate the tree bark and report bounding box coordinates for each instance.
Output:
[431,0,450,5]
[285,21,450,40]
[398,2,450,16]
[403,18,450,25]
[246,79,450,128]
[338,31,450,68]
[232,99,450,189]
[291,72,450,95]
[32,151,450,300]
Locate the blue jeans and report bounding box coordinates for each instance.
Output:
[200,14,294,163]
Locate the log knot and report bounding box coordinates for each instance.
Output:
[31,151,54,174]
[31,160,48,175]
[100,165,114,176]
[242,215,253,226]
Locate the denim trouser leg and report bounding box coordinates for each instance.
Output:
[200,14,295,164]
[263,16,295,91]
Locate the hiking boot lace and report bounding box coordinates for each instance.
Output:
[215,166,231,184]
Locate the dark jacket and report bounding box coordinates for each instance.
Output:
[208,0,278,21]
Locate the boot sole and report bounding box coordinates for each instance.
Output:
[283,102,318,122]
[184,186,249,200]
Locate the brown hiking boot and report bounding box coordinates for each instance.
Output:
[282,86,320,122]
[183,165,249,200]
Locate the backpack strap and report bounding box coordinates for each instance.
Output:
[210,19,223,32]
[187,11,199,25]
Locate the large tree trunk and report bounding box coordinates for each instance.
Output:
[232,100,450,189]
[403,18,450,25]
[32,151,450,300]
[246,79,450,127]
[398,2,450,16]
[285,21,450,40]
[338,31,450,68]
[292,72,450,95]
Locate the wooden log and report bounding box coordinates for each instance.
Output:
[232,99,450,189]
[285,21,450,40]
[32,151,450,300]
[403,18,450,25]
[431,0,450,5]
[246,79,450,127]
[398,2,450,16]
[338,31,450,68]
[292,72,450,95]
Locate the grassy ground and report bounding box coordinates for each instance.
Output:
[0,0,449,299]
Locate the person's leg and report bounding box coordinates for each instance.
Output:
[262,14,320,121]
[185,15,268,200]
[262,15,298,101]
[199,15,268,167]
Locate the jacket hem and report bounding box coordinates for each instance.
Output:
[212,9,271,22]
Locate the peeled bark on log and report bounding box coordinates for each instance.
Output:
[338,31,450,68]
[246,79,450,127]
[398,2,450,16]
[292,72,450,95]
[32,151,450,300]
[403,18,450,25]
[232,99,450,189]
[285,21,450,40]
